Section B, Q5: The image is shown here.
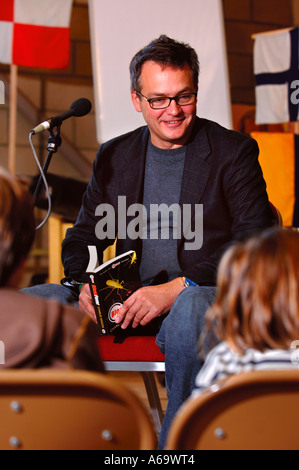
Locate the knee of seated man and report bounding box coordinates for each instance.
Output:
[169,285,217,329]
[157,286,217,360]
[21,283,78,305]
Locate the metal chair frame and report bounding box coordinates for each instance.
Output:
[104,359,165,435]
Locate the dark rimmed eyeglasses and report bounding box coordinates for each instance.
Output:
[135,91,197,110]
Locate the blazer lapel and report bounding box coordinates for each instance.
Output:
[118,127,149,206]
[179,118,212,206]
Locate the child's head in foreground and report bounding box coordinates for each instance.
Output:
[205,227,299,354]
[0,167,35,287]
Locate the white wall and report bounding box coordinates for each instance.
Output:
[89,0,232,143]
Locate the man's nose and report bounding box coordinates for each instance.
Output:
[167,99,182,114]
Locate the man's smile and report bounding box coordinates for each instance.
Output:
[163,119,184,126]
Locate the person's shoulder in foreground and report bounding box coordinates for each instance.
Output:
[0,166,104,373]
[0,288,104,371]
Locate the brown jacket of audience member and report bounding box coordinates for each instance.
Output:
[0,289,104,372]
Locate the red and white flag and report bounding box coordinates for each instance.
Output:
[0,0,73,69]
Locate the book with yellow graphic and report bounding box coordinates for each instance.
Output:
[86,247,141,335]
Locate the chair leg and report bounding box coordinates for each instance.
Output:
[140,371,164,436]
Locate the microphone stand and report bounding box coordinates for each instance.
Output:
[33,123,62,205]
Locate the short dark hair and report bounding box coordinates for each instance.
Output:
[0,167,35,286]
[129,35,199,92]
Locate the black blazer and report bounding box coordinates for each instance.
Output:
[62,117,274,286]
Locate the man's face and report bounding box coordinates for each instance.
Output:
[131,61,197,149]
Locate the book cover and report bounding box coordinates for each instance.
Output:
[86,247,142,335]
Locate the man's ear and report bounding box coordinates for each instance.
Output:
[131,90,142,113]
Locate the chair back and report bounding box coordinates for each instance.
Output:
[166,369,299,450]
[0,369,156,450]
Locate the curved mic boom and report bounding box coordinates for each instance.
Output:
[31,97,92,134]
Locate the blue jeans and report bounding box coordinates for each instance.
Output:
[156,285,217,449]
[22,283,217,449]
[22,283,79,305]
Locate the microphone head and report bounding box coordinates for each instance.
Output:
[69,98,92,117]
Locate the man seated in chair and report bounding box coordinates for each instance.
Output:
[0,167,103,372]
[23,35,275,448]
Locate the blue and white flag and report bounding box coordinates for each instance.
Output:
[254,27,299,124]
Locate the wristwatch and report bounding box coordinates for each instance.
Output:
[182,277,197,288]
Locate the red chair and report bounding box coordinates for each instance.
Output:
[99,335,165,435]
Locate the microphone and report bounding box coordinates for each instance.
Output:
[31,98,92,134]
